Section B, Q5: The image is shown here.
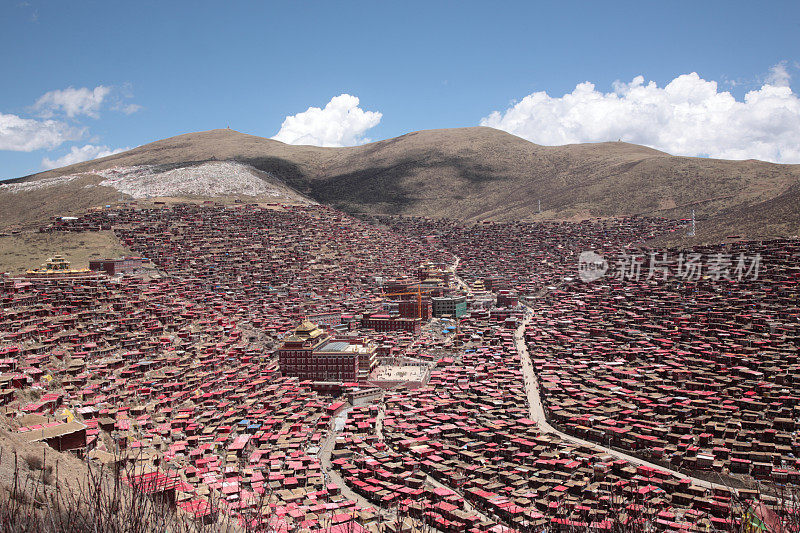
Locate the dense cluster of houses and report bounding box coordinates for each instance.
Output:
[1,264,384,526]
[523,238,800,486]
[0,202,797,531]
[46,204,453,333]
[2,203,459,530]
[378,216,683,295]
[330,308,746,531]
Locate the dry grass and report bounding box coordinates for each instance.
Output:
[0,175,123,229]
[652,182,800,246]
[0,231,131,275]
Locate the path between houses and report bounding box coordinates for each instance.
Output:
[321,400,496,527]
[377,427,496,524]
[451,256,473,297]
[318,416,377,512]
[422,473,494,524]
[375,405,384,441]
[375,403,493,522]
[316,255,482,524]
[514,303,727,493]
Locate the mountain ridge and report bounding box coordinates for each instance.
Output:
[3,127,800,242]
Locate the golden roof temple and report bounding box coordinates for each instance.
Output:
[25,255,94,279]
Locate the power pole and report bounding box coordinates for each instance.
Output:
[688,209,696,237]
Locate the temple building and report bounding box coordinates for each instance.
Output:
[25,255,96,279]
[277,320,377,382]
[417,262,454,288]
[89,256,147,275]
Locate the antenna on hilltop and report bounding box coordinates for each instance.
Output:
[688,209,696,237]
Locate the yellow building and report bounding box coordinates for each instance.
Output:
[25,255,93,279]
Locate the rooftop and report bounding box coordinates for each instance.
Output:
[317,341,349,352]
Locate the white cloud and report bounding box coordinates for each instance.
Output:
[272,94,382,147]
[0,112,83,151]
[480,67,800,163]
[118,103,143,115]
[766,61,791,87]
[34,85,112,119]
[41,144,127,170]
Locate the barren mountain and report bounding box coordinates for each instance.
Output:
[3,127,799,241]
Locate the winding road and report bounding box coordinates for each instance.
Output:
[453,254,726,492]
[317,254,730,528]
[514,303,728,492]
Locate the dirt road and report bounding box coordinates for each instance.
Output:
[318,411,378,511]
[514,304,728,492]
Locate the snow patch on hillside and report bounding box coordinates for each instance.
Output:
[94,161,297,199]
[1,161,311,202]
[0,174,82,193]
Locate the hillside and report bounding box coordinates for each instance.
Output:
[3,127,800,241]
[652,180,800,246]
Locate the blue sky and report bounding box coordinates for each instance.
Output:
[1,0,799,179]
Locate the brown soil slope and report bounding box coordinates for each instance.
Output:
[5,127,800,240]
[654,181,800,246]
[0,231,131,275]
